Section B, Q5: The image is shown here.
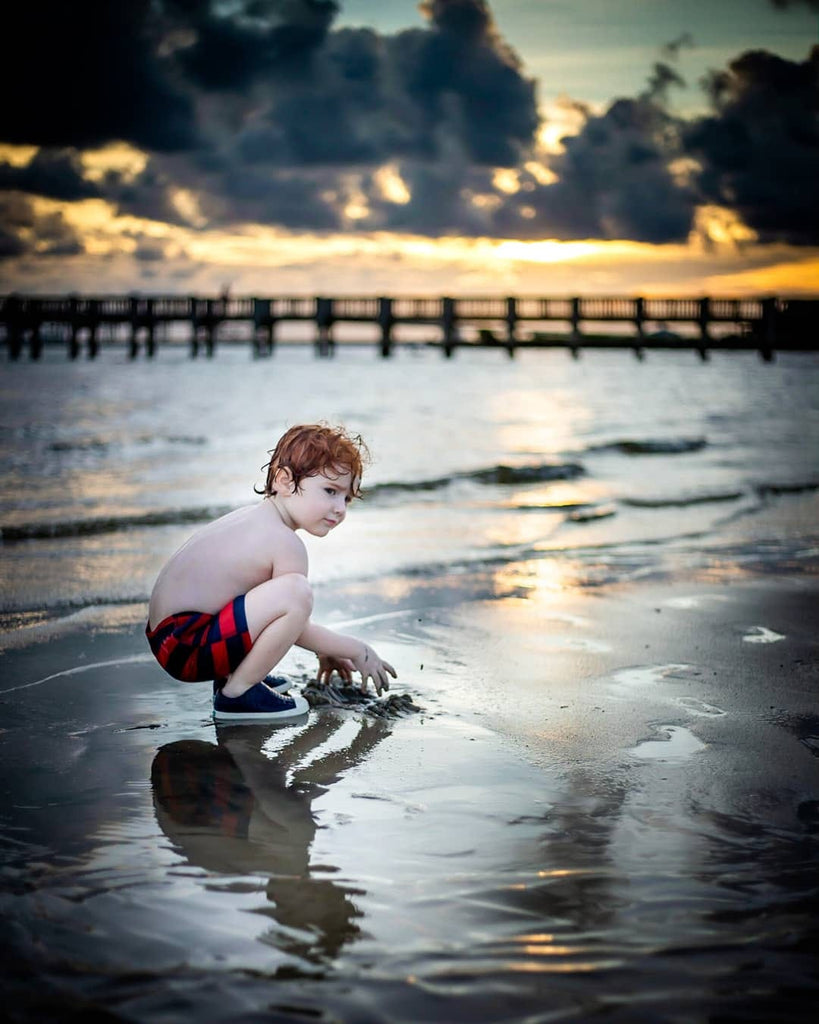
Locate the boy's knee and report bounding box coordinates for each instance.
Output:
[280,573,313,617]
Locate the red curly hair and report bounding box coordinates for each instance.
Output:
[256,424,370,499]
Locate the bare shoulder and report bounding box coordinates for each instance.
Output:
[256,501,309,575]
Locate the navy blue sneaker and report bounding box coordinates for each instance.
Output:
[213,681,309,722]
[213,674,292,697]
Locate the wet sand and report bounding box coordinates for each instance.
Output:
[1,569,818,1023]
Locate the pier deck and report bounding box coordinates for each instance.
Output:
[1,294,817,360]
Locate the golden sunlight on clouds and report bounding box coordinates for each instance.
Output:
[343,194,370,222]
[492,238,602,263]
[170,187,208,228]
[537,96,592,154]
[79,143,148,183]
[469,191,503,211]
[523,160,557,185]
[32,196,116,236]
[0,144,38,166]
[668,156,700,189]
[693,205,757,247]
[8,188,817,300]
[373,164,411,204]
[493,168,521,194]
[703,255,819,296]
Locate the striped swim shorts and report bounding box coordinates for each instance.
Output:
[145,595,253,682]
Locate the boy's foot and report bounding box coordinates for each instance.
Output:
[213,681,309,722]
[213,674,292,697]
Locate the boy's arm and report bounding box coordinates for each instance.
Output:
[296,622,396,695]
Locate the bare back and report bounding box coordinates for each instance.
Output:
[147,499,307,629]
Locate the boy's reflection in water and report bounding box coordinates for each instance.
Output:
[150,711,389,963]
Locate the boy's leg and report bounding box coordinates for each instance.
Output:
[221,573,313,699]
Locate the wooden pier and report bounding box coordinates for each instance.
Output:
[1,294,817,361]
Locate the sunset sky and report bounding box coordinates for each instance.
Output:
[1,0,817,297]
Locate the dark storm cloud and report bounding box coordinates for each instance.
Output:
[1,0,814,250]
[389,1,538,167]
[0,1,197,152]
[0,150,100,202]
[489,70,696,244]
[0,0,540,242]
[168,0,340,90]
[685,46,819,244]
[212,167,342,229]
[204,0,537,171]
[122,0,538,236]
[0,194,84,261]
[370,162,497,236]
[105,163,191,227]
[1,0,536,165]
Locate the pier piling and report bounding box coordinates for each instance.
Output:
[2,293,816,360]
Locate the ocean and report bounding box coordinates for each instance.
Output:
[1,343,818,1023]
[2,343,818,629]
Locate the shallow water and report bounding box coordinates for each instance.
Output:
[1,345,818,631]
[1,578,818,1023]
[1,345,818,1021]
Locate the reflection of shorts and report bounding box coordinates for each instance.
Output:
[145,595,252,682]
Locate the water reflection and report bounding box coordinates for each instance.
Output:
[151,712,389,964]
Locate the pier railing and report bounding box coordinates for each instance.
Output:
[1,294,816,361]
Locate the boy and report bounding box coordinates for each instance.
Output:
[146,424,396,721]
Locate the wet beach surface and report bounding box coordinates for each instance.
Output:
[1,346,818,1020]
[1,568,817,1023]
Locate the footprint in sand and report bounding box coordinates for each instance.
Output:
[609,663,697,693]
[742,625,786,644]
[673,696,726,717]
[629,725,706,761]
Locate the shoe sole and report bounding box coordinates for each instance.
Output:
[213,695,310,722]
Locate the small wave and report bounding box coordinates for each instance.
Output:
[370,460,584,496]
[48,439,110,453]
[47,435,207,453]
[567,504,618,522]
[755,481,819,498]
[1,505,230,541]
[622,491,744,509]
[590,437,707,456]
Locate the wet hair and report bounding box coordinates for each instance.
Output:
[256,423,370,499]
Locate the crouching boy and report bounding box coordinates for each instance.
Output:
[146,424,396,721]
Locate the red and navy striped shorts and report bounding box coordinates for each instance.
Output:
[145,596,253,682]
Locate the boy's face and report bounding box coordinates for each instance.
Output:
[275,467,354,536]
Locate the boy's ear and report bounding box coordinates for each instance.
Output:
[273,467,294,493]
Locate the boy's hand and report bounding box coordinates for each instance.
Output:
[352,642,397,696]
[316,655,355,686]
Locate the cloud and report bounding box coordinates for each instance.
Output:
[0,1,198,152]
[488,64,696,244]
[685,46,819,245]
[0,193,84,261]
[0,0,816,256]
[167,0,340,91]
[662,33,695,60]
[0,150,101,202]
